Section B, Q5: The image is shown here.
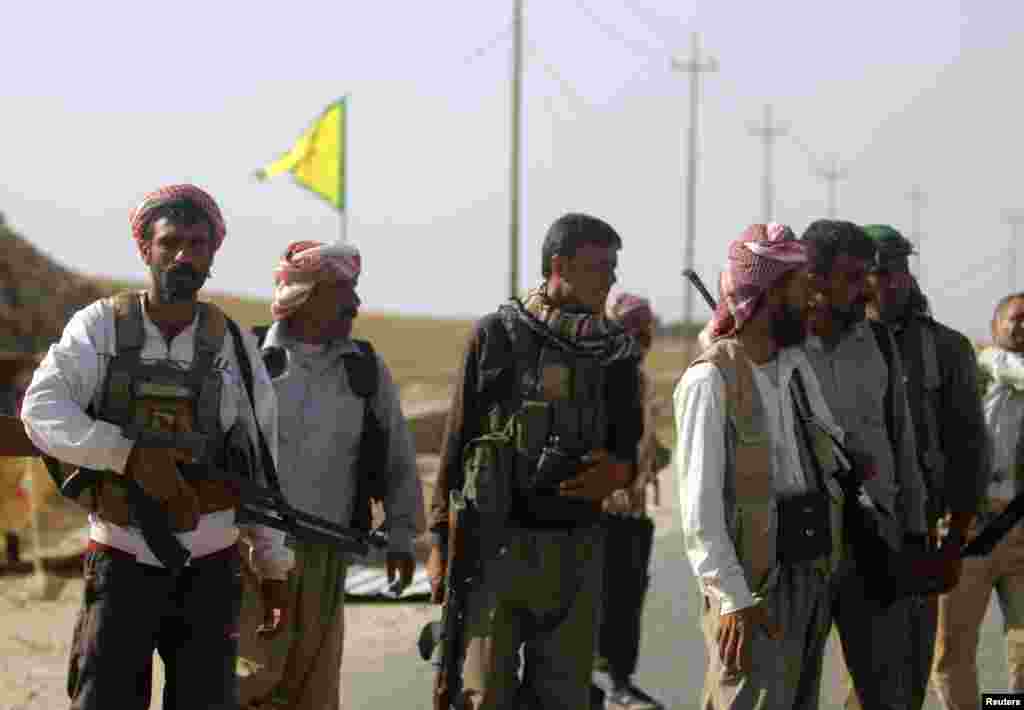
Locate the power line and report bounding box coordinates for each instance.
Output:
[461,23,513,66]
[931,249,1010,295]
[571,0,667,62]
[527,41,589,115]
[619,0,688,47]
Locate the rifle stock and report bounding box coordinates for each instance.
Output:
[432,492,473,710]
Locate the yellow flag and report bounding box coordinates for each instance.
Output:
[255,98,346,211]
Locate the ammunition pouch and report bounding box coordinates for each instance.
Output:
[462,424,515,559]
[776,491,832,566]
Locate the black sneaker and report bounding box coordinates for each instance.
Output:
[605,682,664,710]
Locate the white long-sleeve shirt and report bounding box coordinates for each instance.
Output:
[979,346,1024,501]
[675,346,843,614]
[263,321,422,556]
[21,294,294,579]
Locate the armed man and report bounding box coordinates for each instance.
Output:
[677,223,847,709]
[800,219,928,710]
[426,213,644,710]
[928,292,1020,708]
[237,239,422,710]
[20,184,295,710]
[862,224,988,710]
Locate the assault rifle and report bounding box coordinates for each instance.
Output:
[417,491,478,710]
[0,415,387,574]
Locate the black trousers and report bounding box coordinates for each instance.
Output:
[597,514,654,681]
[67,543,243,710]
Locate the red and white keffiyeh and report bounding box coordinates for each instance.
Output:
[606,292,655,336]
[130,184,227,251]
[708,223,807,340]
[271,240,361,321]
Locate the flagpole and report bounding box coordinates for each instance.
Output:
[340,94,349,243]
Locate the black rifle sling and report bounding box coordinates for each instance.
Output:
[790,368,828,492]
[345,339,389,533]
[226,318,281,494]
[868,320,898,457]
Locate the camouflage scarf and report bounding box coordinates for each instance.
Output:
[506,285,642,364]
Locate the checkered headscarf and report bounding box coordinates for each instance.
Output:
[271,240,361,321]
[708,223,807,340]
[606,292,654,335]
[130,184,226,251]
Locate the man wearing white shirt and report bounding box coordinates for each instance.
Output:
[930,293,1024,708]
[21,184,294,710]
[676,224,846,710]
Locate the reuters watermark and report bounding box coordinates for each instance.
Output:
[985,693,1024,707]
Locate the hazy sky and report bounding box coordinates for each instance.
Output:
[1,1,1021,340]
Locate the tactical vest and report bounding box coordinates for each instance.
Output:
[464,306,614,531]
[93,292,237,530]
[690,339,843,596]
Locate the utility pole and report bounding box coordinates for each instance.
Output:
[747,104,788,224]
[671,32,717,335]
[814,155,847,219]
[1004,212,1024,293]
[906,185,927,281]
[507,0,524,300]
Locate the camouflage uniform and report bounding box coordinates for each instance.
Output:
[429,296,643,710]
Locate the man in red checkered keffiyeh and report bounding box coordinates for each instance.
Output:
[707,223,808,342]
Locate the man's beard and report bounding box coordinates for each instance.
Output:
[831,301,865,332]
[772,304,807,348]
[152,263,208,304]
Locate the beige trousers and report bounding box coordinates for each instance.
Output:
[237,543,348,710]
[700,562,832,710]
[931,522,1024,710]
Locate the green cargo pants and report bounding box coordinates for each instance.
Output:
[460,525,605,710]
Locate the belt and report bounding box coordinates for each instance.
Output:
[86,540,238,569]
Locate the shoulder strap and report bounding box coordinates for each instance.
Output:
[499,304,543,400]
[224,317,282,493]
[868,320,898,454]
[192,302,227,375]
[344,340,379,400]
[109,292,145,355]
[253,325,270,348]
[790,367,827,491]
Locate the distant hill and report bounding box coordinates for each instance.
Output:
[0,224,106,355]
